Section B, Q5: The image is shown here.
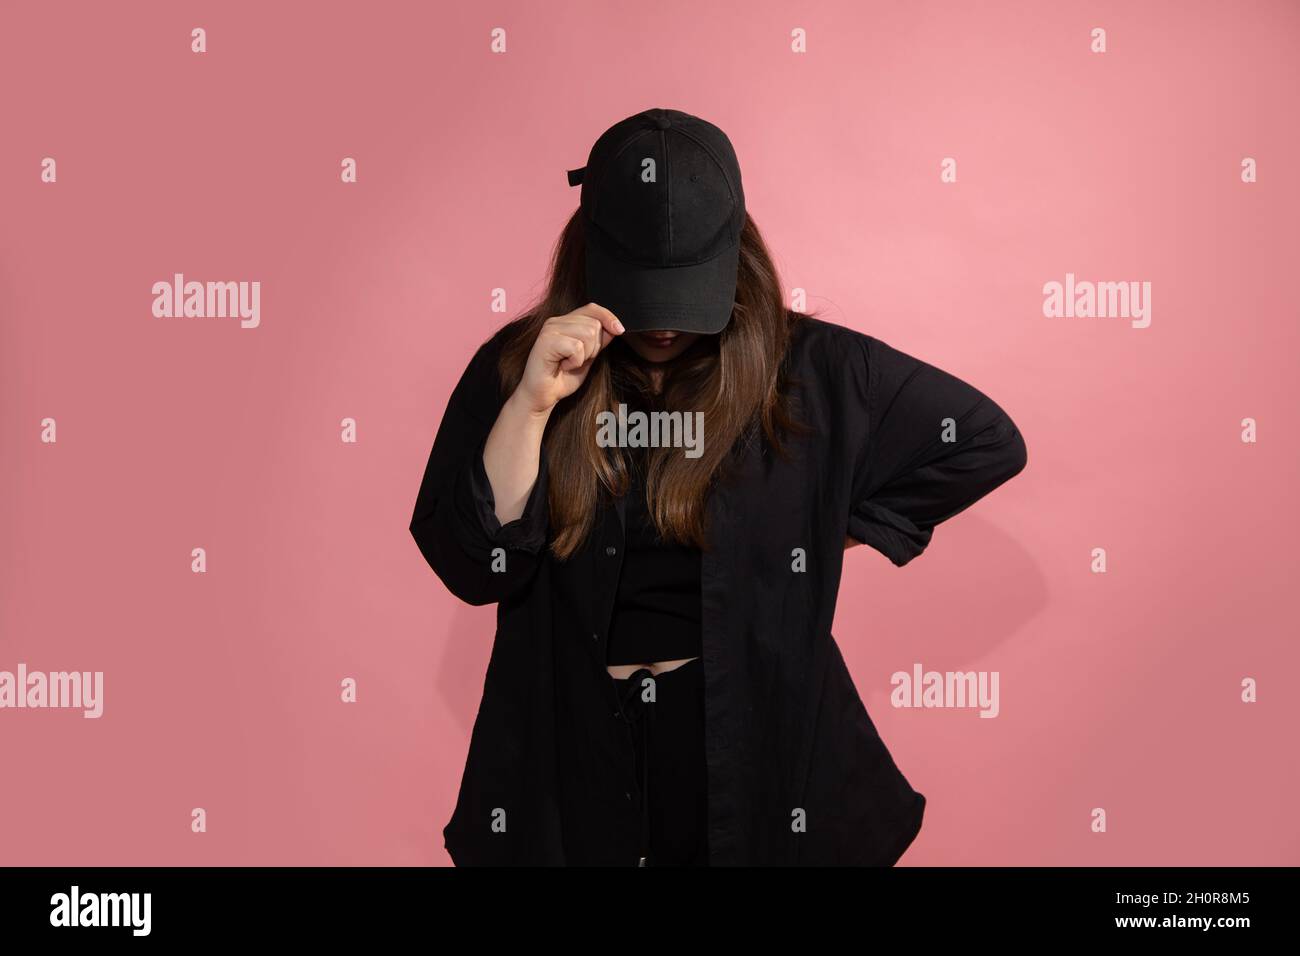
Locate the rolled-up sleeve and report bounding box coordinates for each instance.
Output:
[847,335,1027,567]
[409,330,549,605]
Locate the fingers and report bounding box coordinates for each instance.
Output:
[548,334,587,373]
[542,325,594,373]
[553,319,601,361]
[536,303,624,379]
[543,304,622,366]
[570,302,625,338]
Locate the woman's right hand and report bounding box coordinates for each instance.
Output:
[512,303,625,416]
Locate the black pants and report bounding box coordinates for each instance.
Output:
[608,657,709,866]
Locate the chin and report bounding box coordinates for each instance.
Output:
[627,331,700,363]
[632,347,684,363]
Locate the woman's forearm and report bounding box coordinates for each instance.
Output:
[482,389,552,524]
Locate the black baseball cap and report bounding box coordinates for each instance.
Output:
[566,107,745,335]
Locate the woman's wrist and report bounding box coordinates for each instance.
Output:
[482,389,552,526]
[503,387,555,430]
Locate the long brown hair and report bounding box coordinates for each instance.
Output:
[498,210,804,559]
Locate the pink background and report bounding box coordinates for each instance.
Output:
[2,0,1297,866]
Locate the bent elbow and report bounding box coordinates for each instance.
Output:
[409,517,532,608]
[1001,421,1028,481]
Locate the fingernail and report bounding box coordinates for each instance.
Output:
[615,320,626,333]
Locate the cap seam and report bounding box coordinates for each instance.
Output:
[590,127,659,227]
[671,126,740,210]
[662,128,673,264]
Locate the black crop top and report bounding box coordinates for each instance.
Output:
[605,447,704,666]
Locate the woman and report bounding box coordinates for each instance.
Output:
[410,108,1027,866]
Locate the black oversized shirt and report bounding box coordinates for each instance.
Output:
[409,314,1028,866]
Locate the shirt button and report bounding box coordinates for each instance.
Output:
[605,545,617,556]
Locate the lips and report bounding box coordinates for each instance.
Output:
[643,331,680,348]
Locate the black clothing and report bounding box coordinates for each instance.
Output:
[409,313,1028,866]
[594,658,709,867]
[605,448,704,667]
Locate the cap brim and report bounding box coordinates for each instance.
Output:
[585,238,737,334]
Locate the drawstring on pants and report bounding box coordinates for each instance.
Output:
[616,667,655,867]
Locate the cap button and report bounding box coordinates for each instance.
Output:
[654,115,672,129]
